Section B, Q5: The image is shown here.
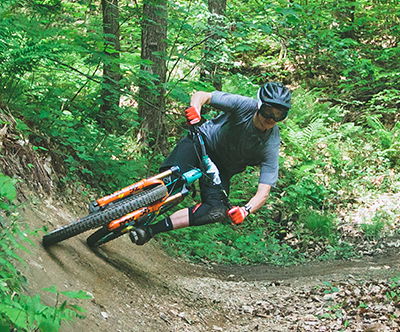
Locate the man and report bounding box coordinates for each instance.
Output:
[130,82,292,245]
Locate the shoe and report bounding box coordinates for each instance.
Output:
[129,227,153,246]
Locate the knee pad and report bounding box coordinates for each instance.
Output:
[188,203,227,226]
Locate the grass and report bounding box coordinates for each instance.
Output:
[360,211,389,240]
[299,210,336,238]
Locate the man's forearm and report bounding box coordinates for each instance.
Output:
[245,183,271,214]
[190,91,212,112]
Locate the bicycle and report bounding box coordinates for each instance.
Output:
[42,124,232,248]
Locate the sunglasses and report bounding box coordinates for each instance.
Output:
[258,104,288,122]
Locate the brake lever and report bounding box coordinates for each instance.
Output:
[188,183,197,198]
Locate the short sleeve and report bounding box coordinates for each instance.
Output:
[258,126,280,187]
[210,91,256,115]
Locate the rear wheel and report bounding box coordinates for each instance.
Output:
[42,185,167,246]
[87,213,155,248]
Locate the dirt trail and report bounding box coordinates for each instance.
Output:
[18,198,400,331]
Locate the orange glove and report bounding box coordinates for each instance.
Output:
[185,106,201,125]
[227,206,249,225]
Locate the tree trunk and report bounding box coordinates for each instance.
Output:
[138,0,168,153]
[200,0,227,91]
[100,0,122,133]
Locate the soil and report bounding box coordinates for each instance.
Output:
[16,196,400,332]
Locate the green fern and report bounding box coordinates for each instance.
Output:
[285,119,329,162]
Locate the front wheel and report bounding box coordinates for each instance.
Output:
[42,184,167,246]
[86,226,125,248]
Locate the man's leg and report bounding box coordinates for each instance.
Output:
[169,209,190,229]
[130,135,230,245]
[131,184,227,245]
[129,209,189,245]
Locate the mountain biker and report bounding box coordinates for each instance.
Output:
[130,82,292,245]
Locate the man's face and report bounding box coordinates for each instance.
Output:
[254,111,276,131]
[254,105,287,131]
[258,104,288,122]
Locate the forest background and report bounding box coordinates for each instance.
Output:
[0,0,399,328]
[1,0,400,263]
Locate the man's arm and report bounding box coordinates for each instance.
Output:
[244,183,271,214]
[227,183,271,224]
[190,91,212,113]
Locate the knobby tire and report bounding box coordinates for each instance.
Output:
[42,185,168,246]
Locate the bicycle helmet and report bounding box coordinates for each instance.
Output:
[257,82,292,111]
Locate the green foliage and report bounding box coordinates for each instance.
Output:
[223,74,259,99]
[281,177,329,214]
[298,210,336,238]
[318,242,357,261]
[386,278,400,302]
[0,286,89,332]
[0,0,145,192]
[0,174,90,331]
[159,223,305,266]
[282,0,400,101]
[360,210,390,240]
[322,281,339,295]
[0,0,399,268]
[365,116,400,167]
[0,173,16,211]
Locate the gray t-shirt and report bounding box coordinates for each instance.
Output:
[199,91,280,187]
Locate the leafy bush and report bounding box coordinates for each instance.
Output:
[386,278,400,302]
[0,173,91,331]
[281,178,329,214]
[159,223,305,266]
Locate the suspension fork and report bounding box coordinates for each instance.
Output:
[92,166,180,209]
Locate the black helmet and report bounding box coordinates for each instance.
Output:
[257,82,291,110]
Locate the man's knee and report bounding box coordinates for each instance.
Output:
[188,203,227,226]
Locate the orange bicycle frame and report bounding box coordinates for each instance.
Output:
[107,191,185,231]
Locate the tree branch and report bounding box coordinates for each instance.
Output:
[46,58,102,84]
[167,33,214,83]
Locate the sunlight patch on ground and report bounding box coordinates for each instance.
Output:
[339,192,400,237]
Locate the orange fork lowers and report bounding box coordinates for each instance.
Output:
[107,192,185,231]
[96,168,176,208]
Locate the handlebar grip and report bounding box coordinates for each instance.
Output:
[185,106,201,125]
